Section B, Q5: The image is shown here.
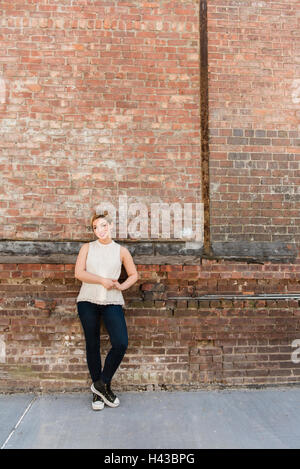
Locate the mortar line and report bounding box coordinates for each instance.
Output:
[1,395,37,449]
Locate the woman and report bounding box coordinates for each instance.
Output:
[75,211,138,410]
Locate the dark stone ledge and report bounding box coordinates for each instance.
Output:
[0,240,297,264]
[211,241,297,264]
[0,240,203,265]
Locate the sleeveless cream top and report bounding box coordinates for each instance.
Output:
[76,239,125,306]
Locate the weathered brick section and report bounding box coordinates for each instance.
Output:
[210,128,300,244]
[208,0,300,246]
[0,258,300,392]
[208,0,299,130]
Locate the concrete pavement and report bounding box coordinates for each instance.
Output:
[1,387,300,449]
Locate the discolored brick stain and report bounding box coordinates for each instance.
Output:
[200,0,211,256]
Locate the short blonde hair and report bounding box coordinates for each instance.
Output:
[90,210,113,230]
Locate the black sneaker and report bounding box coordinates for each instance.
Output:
[91,379,120,407]
[106,382,117,402]
[92,392,104,411]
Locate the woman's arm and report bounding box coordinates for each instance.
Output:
[112,247,139,291]
[74,243,115,289]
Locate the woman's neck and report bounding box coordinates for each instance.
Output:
[97,238,113,245]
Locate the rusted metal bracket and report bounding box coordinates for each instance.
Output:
[169,294,300,301]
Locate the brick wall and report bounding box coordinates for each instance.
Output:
[0,260,300,391]
[0,0,300,392]
[0,0,201,240]
[208,0,300,244]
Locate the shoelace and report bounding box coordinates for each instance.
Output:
[93,393,103,402]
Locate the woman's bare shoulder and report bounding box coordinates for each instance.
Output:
[79,242,90,253]
[120,245,131,260]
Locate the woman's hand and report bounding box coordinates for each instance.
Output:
[111,280,125,291]
[100,278,117,290]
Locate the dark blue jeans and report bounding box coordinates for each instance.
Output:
[77,301,128,384]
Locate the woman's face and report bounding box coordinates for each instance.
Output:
[93,218,112,241]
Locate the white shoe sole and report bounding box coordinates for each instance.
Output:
[91,384,120,408]
[92,402,104,411]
